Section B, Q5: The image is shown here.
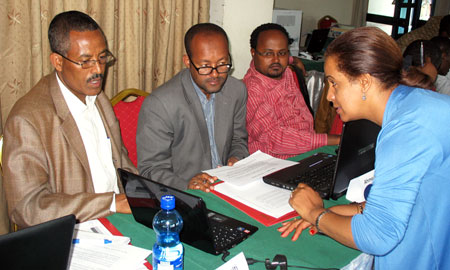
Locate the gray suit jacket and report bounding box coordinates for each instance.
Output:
[137,69,249,190]
[3,72,137,228]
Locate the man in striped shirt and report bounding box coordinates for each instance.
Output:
[243,23,340,159]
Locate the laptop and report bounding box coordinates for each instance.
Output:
[0,214,76,270]
[305,28,330,54]
[263,119,381,200]
[118,169,258,255]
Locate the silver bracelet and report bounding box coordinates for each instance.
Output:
[315,209,331,233]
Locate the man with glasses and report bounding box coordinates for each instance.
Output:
[137,23,248,191]
[244,23,340,159]
[3,11,137,228]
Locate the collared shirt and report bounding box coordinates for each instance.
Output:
[243,60,327,159]
[191,75,221,168]
[435,74,450,96]
[56,74,119,197]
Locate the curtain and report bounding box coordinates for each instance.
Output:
[351,0,368,27]
[0,0,209,128]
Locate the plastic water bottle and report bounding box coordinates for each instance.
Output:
[152,195,184,270]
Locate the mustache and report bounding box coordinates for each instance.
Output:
[269,63,282,68]
[87,73,103,83]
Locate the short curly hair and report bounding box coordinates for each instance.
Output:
[250,23,293,49]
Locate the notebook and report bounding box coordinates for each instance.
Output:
[0,214,76,270]
[118,169,258,255]
[263,119,381,200]
[305,28,330,54]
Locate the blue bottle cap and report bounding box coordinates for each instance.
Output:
[160,195,175,210]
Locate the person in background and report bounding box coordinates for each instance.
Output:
[243,23,340,159]
[430,36,450,76]
[137,23,248,192]
[438,14,450,38]
[279,27,450,270]
[402,39,446,92]
[3,11,137,228]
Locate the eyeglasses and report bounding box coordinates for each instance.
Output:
[188,56,232,75]
[55,50,116,69]
[254,50,289,58]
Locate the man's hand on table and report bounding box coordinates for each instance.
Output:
[188,173,218,192]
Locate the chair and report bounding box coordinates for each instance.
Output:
[111,89,149,167]
[0,214,75,270]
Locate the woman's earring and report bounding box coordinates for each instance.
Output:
[362,92,366,101]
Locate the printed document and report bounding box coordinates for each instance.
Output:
[203,150,297,187]
[214,179,294,218]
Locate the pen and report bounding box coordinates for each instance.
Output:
[420,41,424,67]
[72,238,113,244]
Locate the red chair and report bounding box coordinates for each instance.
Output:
[111,89,149,167]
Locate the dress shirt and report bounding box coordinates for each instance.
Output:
[191,76,221,168]
[57,74,118,211]
[435,74,450,95]
[243,61,327,159]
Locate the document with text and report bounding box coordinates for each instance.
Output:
[214,179,294,218]
[203,150,298,187]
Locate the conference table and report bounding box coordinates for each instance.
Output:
[107,146,361,269]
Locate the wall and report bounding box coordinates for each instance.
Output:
[210,0,274,79]
[274,0,355,46]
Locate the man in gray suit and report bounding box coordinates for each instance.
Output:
[137,23,249,192]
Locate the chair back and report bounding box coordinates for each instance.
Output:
[111,89,149,166]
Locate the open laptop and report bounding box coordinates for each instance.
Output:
[118,169,258,255]
[305,28,330,54]
[263,119,380,200]
[0,214,76,270]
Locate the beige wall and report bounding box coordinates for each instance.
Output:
[210,0,274,79]
[274,0,355,46]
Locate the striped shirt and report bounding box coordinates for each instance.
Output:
[243,61,327,159]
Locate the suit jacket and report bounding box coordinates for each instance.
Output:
[137,69,249,190]
[2,72,137,228]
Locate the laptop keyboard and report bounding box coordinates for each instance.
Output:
[287,159,336,197]
[210,223,247,250]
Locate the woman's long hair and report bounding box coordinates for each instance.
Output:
[325,27,434,90]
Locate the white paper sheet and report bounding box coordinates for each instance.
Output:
[215,252,249,270]
[203,150,298,187]
[214,179,294,218]
[70,219,152,270]
[68,242,151,270]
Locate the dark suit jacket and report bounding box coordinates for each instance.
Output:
[2,72,137,228]
[137,69,249,190]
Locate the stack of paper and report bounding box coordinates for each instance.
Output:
[204,151,299,226]
[69,219,152,270]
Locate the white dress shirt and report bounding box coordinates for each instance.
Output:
[56,74,118,210]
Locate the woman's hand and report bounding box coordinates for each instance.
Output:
[278,218,317,241]
[289,183,325,223]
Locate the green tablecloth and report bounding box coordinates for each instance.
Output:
[108,146,360,269]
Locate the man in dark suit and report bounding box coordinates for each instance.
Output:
[137,23,248,192]
[3,11,137,228]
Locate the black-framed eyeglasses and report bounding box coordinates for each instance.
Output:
[55,50,116,69]
[188,55,233,75]
[254,50,289,58]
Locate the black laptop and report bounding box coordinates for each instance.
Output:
[305,28,330,54]
[263,119,380,200]
[118,169,258,255]
[0,214,76,270]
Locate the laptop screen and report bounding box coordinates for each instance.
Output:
[118,169,213,246]
[331,119,381,199]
